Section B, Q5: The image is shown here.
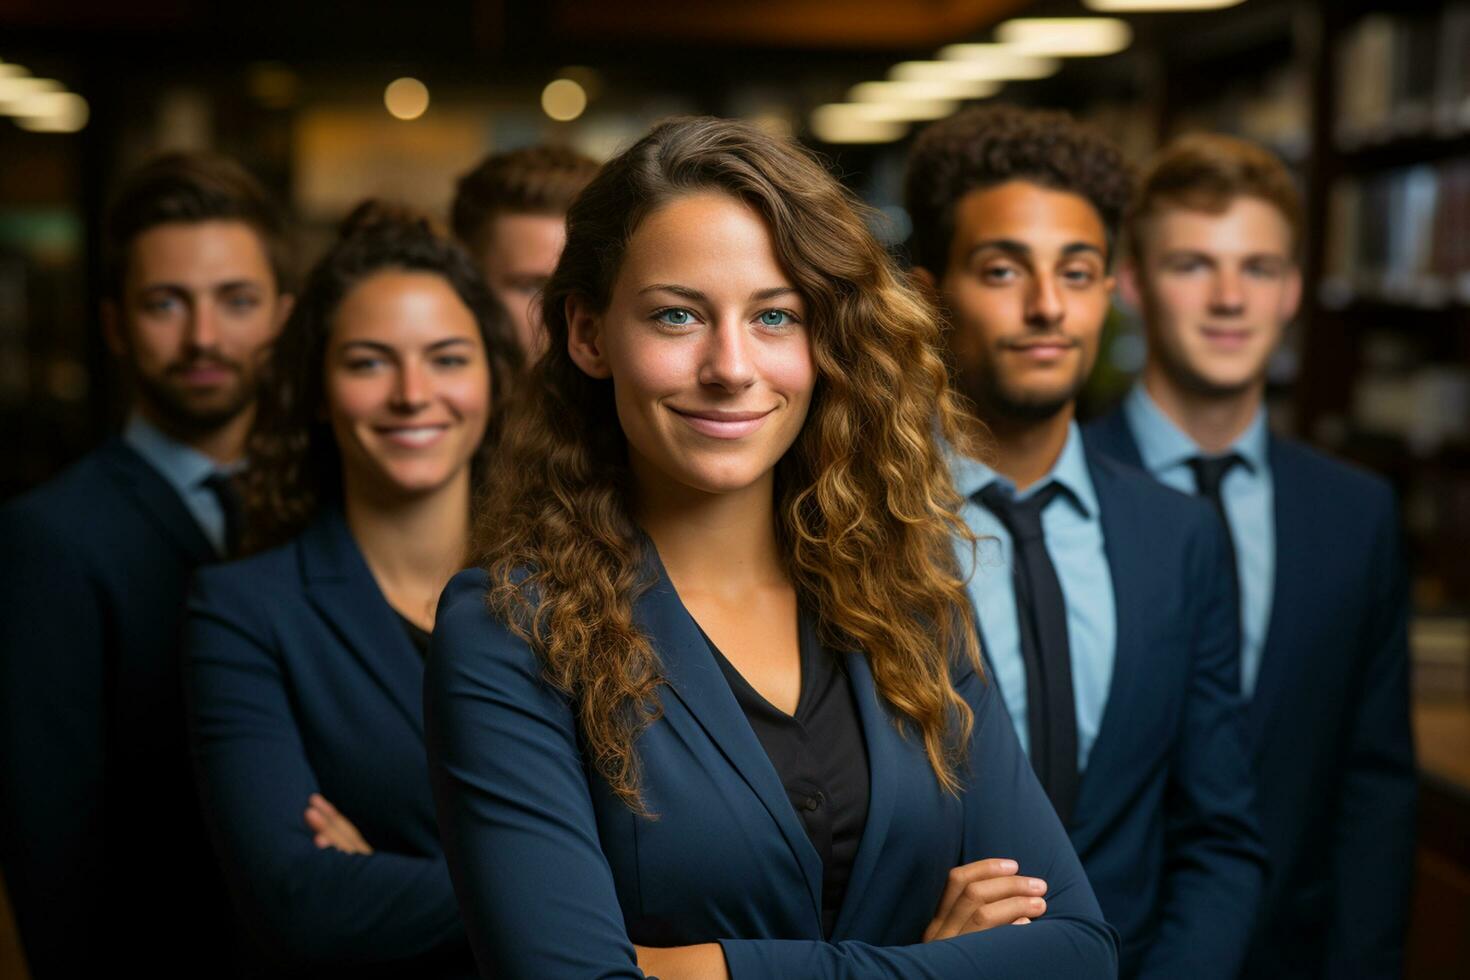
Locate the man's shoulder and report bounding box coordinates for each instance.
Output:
[0,442,137,538]
[1085,445,1214,528]
[1271,435,1393,509]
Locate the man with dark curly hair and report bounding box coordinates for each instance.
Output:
[907,105,1265,980]
[1086,133,1415,979]
[451,145,599,358]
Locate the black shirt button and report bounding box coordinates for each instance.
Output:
[802,792,824,812]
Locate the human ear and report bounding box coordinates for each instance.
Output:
[565,295,612,379]
[1280,266,1303,322]
[101,299,127,358]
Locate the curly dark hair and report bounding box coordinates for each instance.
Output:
[904,104,1135,275]
[450,145,601,251]
[242,200,522,552]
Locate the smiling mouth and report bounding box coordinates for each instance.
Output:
[374,424,451,448]
[668,406,776,440]
[1005,339,1079,360]
[1199,326,1253,346]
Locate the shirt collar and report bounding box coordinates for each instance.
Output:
[950,420,1099,519]
[1123,383,1268,474]
[122,412,227,495]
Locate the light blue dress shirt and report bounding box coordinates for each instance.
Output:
[952,422,1116,772]
[1123,384,1275,696]
[123,414,237,557]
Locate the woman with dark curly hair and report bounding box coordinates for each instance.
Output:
[425,116,1117,979]
[183,202,519,977]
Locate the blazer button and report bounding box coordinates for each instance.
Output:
[802,792,824,812]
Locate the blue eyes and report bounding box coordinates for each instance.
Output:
[656,308,694,326]
[650,307,800,330]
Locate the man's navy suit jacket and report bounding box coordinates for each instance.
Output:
[0,438,231,976]
[184,509,474,977]
[1085,410,1417,979]
[425,553,1120,979]
[975,449,1267,979]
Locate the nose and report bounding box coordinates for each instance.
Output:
[390,360,431,412]
[698,321,756,392]
[1024,272,1066,331]
[1209,269,1246,316]
[185,299,220,352]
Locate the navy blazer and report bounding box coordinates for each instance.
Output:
[184,509,474,977]
[1085,411,1417,979]
[425,554,1119,979]
[1042,450,1266,979]
[0,438,231,977]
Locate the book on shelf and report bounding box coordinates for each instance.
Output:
[1337,4,1470,147]
[1321,157,1470,307]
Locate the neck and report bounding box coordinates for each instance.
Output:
[135,400,254,466]
[633,466,787,601]
[976,402,1074,492]
[1140,361,1262,454]
[344,469,473,628]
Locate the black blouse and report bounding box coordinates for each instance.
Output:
[698,609,870,938]
[396,611,432,660]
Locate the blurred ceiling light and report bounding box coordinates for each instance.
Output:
[541,78,587,122]
[850,78,1000,103]
[384,77,429,121]
[0,62,29,79]
[13,91,89,132]
[556,66,603,101]
[810,104,907,144]
[0,76,62,111]
[1084,0,1244,9]
[937,43,1062,78]
[995,18,1133,57]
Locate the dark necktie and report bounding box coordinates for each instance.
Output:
[1186,453,1244,597]
[976,482,1079,826]
[202,472,243,558]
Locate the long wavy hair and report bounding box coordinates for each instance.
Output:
[243,201,522,552]
[477,117,982,812]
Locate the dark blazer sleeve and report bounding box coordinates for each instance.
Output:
[718,660,1119,978]
[1134,512,1266,980]
[0,508,106,978]
[184,567,464,967]
[1324,486,1416,976]
[424,574,645,979]
[426,568,1116,978]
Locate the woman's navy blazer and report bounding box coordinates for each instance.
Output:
[424,553,1120,979]
[184,509,475,977]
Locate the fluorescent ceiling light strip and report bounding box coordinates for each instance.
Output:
[1084,0,1244,10]
[995,18,1133,57]
[809,105,908,143]
[937,43,1061,79]
[849,79,998,104]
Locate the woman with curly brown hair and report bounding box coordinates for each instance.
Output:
[425,117,1118,979]
[183,203,519,977]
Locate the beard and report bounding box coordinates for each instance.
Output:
[131,354,257,436]
[958,353,1087,425]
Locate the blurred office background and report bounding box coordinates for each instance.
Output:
[1,0,1467,975]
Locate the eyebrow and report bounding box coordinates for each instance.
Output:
[637,283,800,302]
[338,337,476,353]
[966,239,1106,262]
[138,279,266,293]
[1160,249,1289,264]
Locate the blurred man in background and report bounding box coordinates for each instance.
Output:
[451,144,599,359]
[0,152,293,976]
[1086,132,1416,979]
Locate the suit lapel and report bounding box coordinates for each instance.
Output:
[633,549,825,927]
[1248,437,1302,747]
[830,651,897,937]
[300,510,425,736]
[1083,409,1146,470]
[1069,454,1145,848]
[100,438,214,564]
